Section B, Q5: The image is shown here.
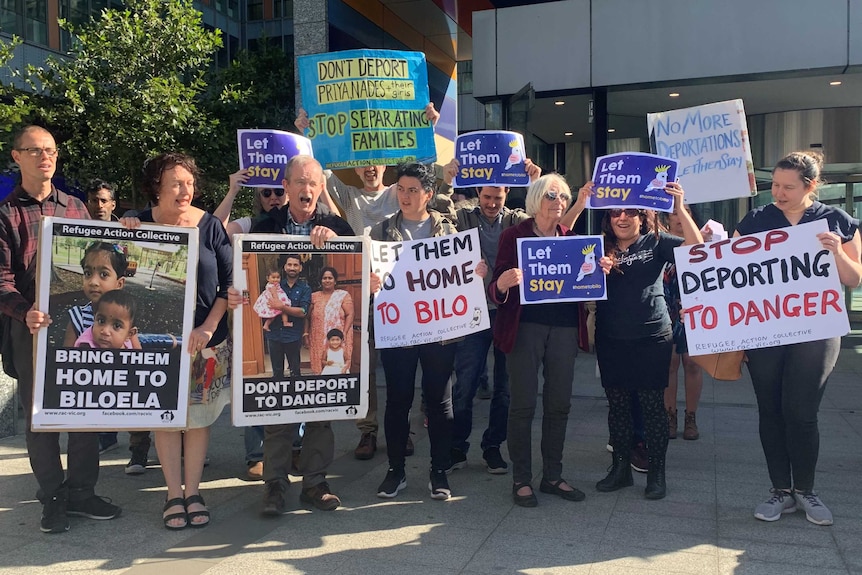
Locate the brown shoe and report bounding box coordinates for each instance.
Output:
[247,461,264,481]
[667,407,678,440]
[299,481,341,511]
[354,433,377,460]
[683,411,699,440]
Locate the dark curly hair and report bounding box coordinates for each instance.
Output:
[396,162,436,192]
[140,152,200,205]
[601,209,660,272]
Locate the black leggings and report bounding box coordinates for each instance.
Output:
[606,388,668,462]
[746,338,839,491]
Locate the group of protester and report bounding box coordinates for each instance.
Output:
[1,121,859,536]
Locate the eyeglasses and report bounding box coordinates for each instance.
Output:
[261,189,285,198]
[16,147,59,158]
[609,208,642,218]
[543,191,572,202]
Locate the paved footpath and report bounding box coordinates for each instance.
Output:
[2,339,862,575]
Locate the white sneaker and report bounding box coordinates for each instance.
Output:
[794,490,833,526]
[754,488,796,521]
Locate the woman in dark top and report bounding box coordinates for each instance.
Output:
[593,182,701,500]
[490,174,603,507]
[129,153,233,530]
[736,151,862,526]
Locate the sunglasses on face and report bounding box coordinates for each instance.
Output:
[261,189,285,198]
[543,191,572,202]
[609,208,642,218]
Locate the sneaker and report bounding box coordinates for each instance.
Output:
[446,448,467,473]
[630,442,649,473]
[262,480,289,516]
[754,488,796,522]
[40,494,69,534]
[66,495,121,520]
[98,436,119,455]
[354,433,377,460]
[482,447,509,474]
[683,411,699,440]
[429,469,451,500]
[125,452,148,475]
[377,467,407,498]
[794,490,833,526]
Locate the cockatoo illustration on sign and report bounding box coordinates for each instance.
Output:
[504,138,525,170]
[645,164,671,192]
[577,243,597,281]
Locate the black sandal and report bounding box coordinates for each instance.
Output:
[163,497,188,530]
[185,494,210,528]
[512,482,538,508]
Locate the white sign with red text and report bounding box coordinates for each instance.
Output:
[371,228,489,348]
[674,220,849,355]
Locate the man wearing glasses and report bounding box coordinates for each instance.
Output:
[1,125,121,533]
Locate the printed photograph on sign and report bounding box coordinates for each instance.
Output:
[371,228,490,348]
[517,235,607,304]
[236,129,314,188]
[453,130,529,188]
[647,99,756,204]
[673,220,849,355]
[32,217,198,431]
[297,49,437,169]
[588,152,677,212]
[232,235,370,426]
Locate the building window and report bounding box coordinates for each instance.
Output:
[247,0,263,20]
[24,0,47,45]
[273,0,293,18]
[1,0,20,35]
[457,60,472,95]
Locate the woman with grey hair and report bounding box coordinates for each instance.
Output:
[489,174,601,507]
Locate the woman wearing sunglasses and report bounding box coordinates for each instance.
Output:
[590,182,702,500]
[489,174,602,507]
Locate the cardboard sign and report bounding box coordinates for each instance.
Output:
[674,220,849,355]
[371,229,489,348]
[297,49,436,169]
[32,218,198,431]
[517,236,607,304]
[453,130,529,188]
[588,152,677,212]
[237,130,314,188]
[232,235,370,426]
[647,99,756,204]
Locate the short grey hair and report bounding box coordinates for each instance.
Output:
[524,174,571,217]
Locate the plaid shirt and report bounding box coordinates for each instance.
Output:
[0,185,90,321]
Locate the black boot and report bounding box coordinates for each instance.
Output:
[596,451,633,492]
[644,456,666,500]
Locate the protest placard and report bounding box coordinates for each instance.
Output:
[517,236,607,304]
[674,220,849,355]
[297,49,436,169]
[32,218,198,431]
[588,152,677,212]
[231,235,370,426]
[647,99,756,204]
[236,129,313,188]
[453,130,529,188]
[371,229,489,348]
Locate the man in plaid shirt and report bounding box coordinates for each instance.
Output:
[1,125,121,533]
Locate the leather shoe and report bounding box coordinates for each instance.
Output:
[539,478,586,502]
[512,483,538,507]
[247,461,264,481]
[300,481,341,511]
[354,433,376,460]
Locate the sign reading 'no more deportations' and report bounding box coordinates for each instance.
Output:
[674,220,849,355]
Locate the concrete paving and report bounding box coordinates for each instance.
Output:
[2,337,862,575]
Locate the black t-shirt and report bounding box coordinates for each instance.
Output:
[596,232,683,340]
[736,201,859,240]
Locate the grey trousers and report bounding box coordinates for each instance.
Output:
[263,420,333,489]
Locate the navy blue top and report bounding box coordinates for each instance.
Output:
[139,210,233,347]
[265,279,312,344]
[736,201,859,241]
[596,231,683,340]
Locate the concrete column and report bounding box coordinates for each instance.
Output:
[293,0,329,109]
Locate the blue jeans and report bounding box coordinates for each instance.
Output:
[245,426,264,464]
[452,310,509,454]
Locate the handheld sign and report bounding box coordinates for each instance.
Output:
[517,236,607,304]
[588,152,677,212]
[674,220,849,355]
[297,49,436,169]
[647,99,756,204]
[232,235,370,426]
[237,129,313,188]
[453,130,529,188]
[32,218,198,431]
[371,229,489,348]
